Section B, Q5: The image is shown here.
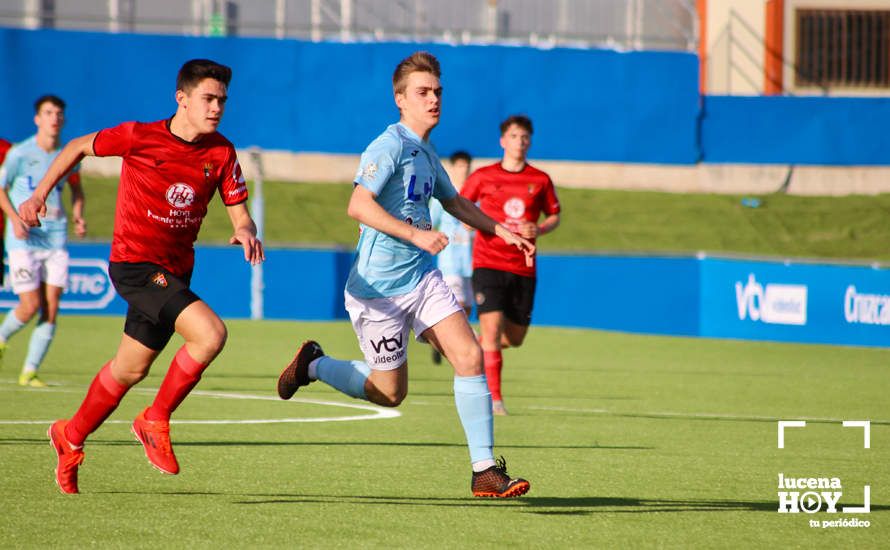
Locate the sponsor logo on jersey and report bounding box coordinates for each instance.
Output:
[503,197,526,219]
[370,333,403,353]
[151,272,168,288]
[233,159,245,184]
[203,162,214,179]
[166,183,196,209]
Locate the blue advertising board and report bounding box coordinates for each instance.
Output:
[5,244,890,348]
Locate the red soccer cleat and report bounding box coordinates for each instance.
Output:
[48,420,85,495]
[132,408,179,475]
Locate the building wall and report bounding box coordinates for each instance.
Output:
[704,0,766,95]
[703,0,890,96]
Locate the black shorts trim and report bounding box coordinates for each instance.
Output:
[109,262,199,351]
[472,267,536,326]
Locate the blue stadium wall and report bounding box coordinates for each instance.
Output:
[6,243,889,348]
[5,27,889,165]
[0,27,699,164]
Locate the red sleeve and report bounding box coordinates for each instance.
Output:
[542,177,561,215]
[460,169,482,202]
[0,139,10,164]
[67,171,82,187]
[92,121,137,158]
[218,146,248,206]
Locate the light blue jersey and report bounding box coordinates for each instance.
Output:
[347,123,457,298]
[0,135,77,251]
[430,199,473,278]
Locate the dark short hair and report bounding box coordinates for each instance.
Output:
[34,94,65,114]
[499,114,533,136]
[176,59,232,92]
[450,150,472,164]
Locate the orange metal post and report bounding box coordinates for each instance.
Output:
[764,0,785,94]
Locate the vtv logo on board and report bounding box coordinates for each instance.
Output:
[735,274,808,325]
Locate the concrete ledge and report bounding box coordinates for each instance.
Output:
[81,151,890,196]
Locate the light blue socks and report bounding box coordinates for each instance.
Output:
[24,322,55,372]
[314,356,370,400]
[0,312,26,343]
[454,374,495,465]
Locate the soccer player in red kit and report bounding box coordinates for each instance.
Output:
[18,59,264,494]
[461,115,561,416]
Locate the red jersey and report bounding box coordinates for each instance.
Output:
[461,162,560,277]
[93,119,248,276]
[0,139,10,233]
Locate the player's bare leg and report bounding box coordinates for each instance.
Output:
[424,312,529,498]
[365,365,408,407]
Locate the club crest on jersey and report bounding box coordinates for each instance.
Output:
[203,162,214,179]
[503,197,526,219]
[166,183,196,209]
[151,272,168,288]
[362,162,378,181]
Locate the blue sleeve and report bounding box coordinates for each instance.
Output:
[354,134,399,196]
[432,161,457,201]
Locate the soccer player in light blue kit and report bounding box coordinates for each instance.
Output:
[278,52,534,497]
[429,151,474,365]
[0,95,86,386]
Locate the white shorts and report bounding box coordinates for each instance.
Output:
[344,269,463,371]
[443,274,474,307]
[7,248,69,294]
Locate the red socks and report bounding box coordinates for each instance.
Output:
[145,346,207,422]
[483,350,503,402]
[66,362,129,447]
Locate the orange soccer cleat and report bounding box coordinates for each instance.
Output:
[48,420,85,495]
[132,408,179,475]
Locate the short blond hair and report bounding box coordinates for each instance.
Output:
[392,51,441,94]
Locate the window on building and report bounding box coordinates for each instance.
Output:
[796,9,890,88]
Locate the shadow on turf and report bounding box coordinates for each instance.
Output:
[0,437,652,451]
[229,494,890,514]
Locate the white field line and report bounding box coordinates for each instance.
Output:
[0,383,400,425]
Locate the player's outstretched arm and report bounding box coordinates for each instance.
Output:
[226,202,265,266]
[347,184,449,255]
[441,194,536,261]
[69,173,87,238]
[19,132,97,227]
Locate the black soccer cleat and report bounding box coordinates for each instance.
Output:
[471,456,530,498]
[277,340,324,400]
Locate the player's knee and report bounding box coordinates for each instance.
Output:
[115,365,149,386]
[506,334,526,347]
[451,343,483,376]
[194,319,228,359]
